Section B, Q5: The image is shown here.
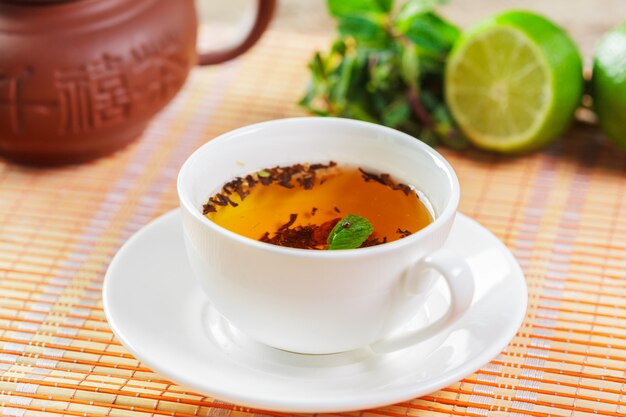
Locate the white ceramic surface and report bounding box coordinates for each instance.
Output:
[177,117,474,354]
[103,209,527,413]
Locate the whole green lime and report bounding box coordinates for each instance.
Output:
[593,22,626,151]
[445,11,583,153]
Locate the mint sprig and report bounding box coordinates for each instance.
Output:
[299,0,468,149]
[327,214,374,250]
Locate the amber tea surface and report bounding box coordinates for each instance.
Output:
[203,163,433,249]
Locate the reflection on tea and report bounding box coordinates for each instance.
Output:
[203,162,433,249]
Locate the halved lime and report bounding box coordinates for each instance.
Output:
[445,11,583,153]
[593,21,626,151]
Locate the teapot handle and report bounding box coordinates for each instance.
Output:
[197,0,276,65]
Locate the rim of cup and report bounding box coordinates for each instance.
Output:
[177,117,460,258]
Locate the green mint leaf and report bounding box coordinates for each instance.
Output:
[330,38,347,55]
[400,43,421,88]
[299,53,326,109]
[299,49,341,115]
[328,0,393,17]
[382,97,411,128]
[367,50,396,91]
[414,51,444,76]
[327,0,392,48]
[344,102,378,123]
[395,0,449,21]
[309,52,326,82]
[327,214,374,250]
[337,15,391,48]
[329,50,361,104]
[299,42,372,117]
[417,128,440,147]
[432,105,469,149]
[394,12,460,54]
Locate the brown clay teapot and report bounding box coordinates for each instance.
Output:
[0,0,276,165]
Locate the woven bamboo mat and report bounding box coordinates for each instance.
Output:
[0,29,625,417]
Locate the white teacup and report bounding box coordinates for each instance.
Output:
[177,117,474,355]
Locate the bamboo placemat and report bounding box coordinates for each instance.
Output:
[0,29,625,417]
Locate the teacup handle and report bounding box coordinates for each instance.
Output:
[197,0,277,65]
[370,248,475,354]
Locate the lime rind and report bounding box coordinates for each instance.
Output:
[593,22,626,151]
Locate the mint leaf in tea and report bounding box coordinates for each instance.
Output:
[327,214,374,250]
[202,163,432,250]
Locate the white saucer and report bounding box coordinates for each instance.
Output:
[103,209,527,413]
